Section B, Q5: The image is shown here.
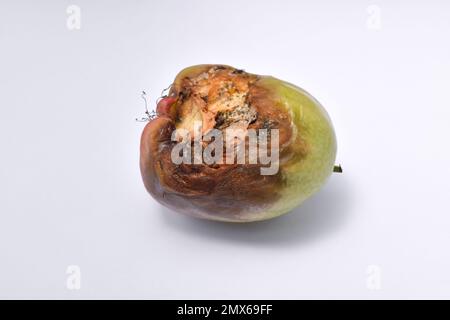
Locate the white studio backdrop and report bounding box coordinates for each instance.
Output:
[1,0,450,299]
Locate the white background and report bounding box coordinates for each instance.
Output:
[1,0,450,299]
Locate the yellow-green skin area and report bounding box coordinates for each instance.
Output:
[255,76,337,221]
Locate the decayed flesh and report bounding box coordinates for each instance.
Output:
[140,65,304,221]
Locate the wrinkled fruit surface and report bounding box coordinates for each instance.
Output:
[140,65,337,222]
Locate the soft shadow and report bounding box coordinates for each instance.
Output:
[159,176,352,247]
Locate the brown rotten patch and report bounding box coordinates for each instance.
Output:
[140,65,297,221]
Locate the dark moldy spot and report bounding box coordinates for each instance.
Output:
[213,105,258,130]
[214,111,226,128]
[261,119,279,137]
[178,90,188,102]
[262,118,278,129]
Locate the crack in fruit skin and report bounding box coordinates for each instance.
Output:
[140,64,337,222]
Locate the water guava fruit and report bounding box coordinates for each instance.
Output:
[140,64,338,222]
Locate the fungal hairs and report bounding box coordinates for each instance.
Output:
[170,121,279,175]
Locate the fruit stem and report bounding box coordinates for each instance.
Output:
[333,165,343,173]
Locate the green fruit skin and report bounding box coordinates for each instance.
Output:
[249,76,337,222]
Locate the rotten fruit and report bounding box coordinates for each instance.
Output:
[140,65,338,222]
